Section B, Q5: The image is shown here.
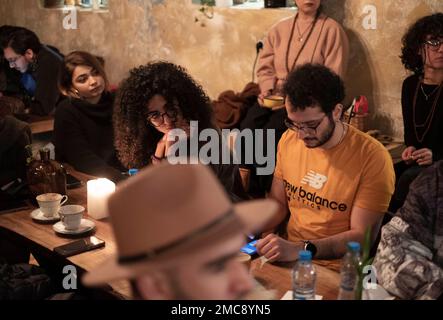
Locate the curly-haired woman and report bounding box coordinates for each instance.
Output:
[391,13,443,211]
[113,61,247,201]
[54,51,125,182]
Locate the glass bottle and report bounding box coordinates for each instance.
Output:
[27,148,67,200]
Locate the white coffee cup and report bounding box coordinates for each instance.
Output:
[236,252,252,270]
[59,205,84,230]
[36,193,68,218]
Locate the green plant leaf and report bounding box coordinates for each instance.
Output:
[355,227,372,300]
[200,0,215,6]
[362,226,372,263]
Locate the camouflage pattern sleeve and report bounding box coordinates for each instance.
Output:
[373,162,443,300]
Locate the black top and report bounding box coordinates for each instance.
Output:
[167,138,249,202]
[0,59,22,95]
[0,116,31,186]
[54,92,125,182]
[401,74,443,161]
[28,45,64,116]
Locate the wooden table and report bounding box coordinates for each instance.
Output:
[0,170,130,298]
[27,115,54,134]
[0,170,340,300]
[251,259,340,300]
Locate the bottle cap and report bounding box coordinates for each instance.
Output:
[128,169,139,176]
[348,242,360,252]
[298,250,312,261]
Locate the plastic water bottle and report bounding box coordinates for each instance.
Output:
[128,169,139,176]
[337,242,362,300]
[292,250,316,300]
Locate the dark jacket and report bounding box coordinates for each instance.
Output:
[168,137,248,202]
[0,59,23,95]
[27,45,64,116]
[54,92,125,182]
[0,263,53,300]
[0,116,32,186]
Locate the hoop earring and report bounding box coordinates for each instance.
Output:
[70,88,81,99]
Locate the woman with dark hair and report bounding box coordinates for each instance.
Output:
[239,0,349,197]
[54,51,125,182]
[113,61,247,201]
[391,13,443,211]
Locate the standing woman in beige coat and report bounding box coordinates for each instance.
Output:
[239,0,349,197]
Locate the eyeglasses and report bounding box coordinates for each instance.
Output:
[284,113,329,135]
[146,108,178,127]
[6,55,22,67]
[424,39,443,51]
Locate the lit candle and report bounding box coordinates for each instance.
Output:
[87,178,115,220]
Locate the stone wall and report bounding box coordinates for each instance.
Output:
[1,0,441,136]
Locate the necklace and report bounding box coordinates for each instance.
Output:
[296,19,314,42]
[420,83,441,101]
[337,122,347,146]
[412,78,443,143]
[285,12,319,73]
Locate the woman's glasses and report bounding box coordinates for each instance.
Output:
[6,55,22,67]
[424,39,443,52]
[146,108,178,127]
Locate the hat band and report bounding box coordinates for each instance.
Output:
[118,208,236,265]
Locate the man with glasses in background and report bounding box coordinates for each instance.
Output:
[2,27,63,115]
[256,64,395,271]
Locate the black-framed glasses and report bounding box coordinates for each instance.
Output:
[6,55,22,67]
[284,113,329,135]
[424,39,443,51]
[146,108,178,127]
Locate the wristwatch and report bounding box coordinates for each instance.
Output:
[303,240,317,258]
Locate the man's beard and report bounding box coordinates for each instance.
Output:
[303,118,336,149]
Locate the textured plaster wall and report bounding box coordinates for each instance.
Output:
[0,0,442,137]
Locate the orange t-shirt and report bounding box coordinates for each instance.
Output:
[274,124,395,270]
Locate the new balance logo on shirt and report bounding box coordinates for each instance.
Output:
[283,171,348,213]
[301,171,328,190]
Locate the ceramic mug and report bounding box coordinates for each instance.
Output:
[36,193,68,218]
[59,205,84,230]
[236,252,252,270]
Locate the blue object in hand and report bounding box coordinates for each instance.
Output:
[241,240,258,255]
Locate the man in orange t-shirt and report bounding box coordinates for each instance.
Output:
[256,64,395,271]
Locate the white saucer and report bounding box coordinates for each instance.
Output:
[30,209,61,222]
[53,219,96,235]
